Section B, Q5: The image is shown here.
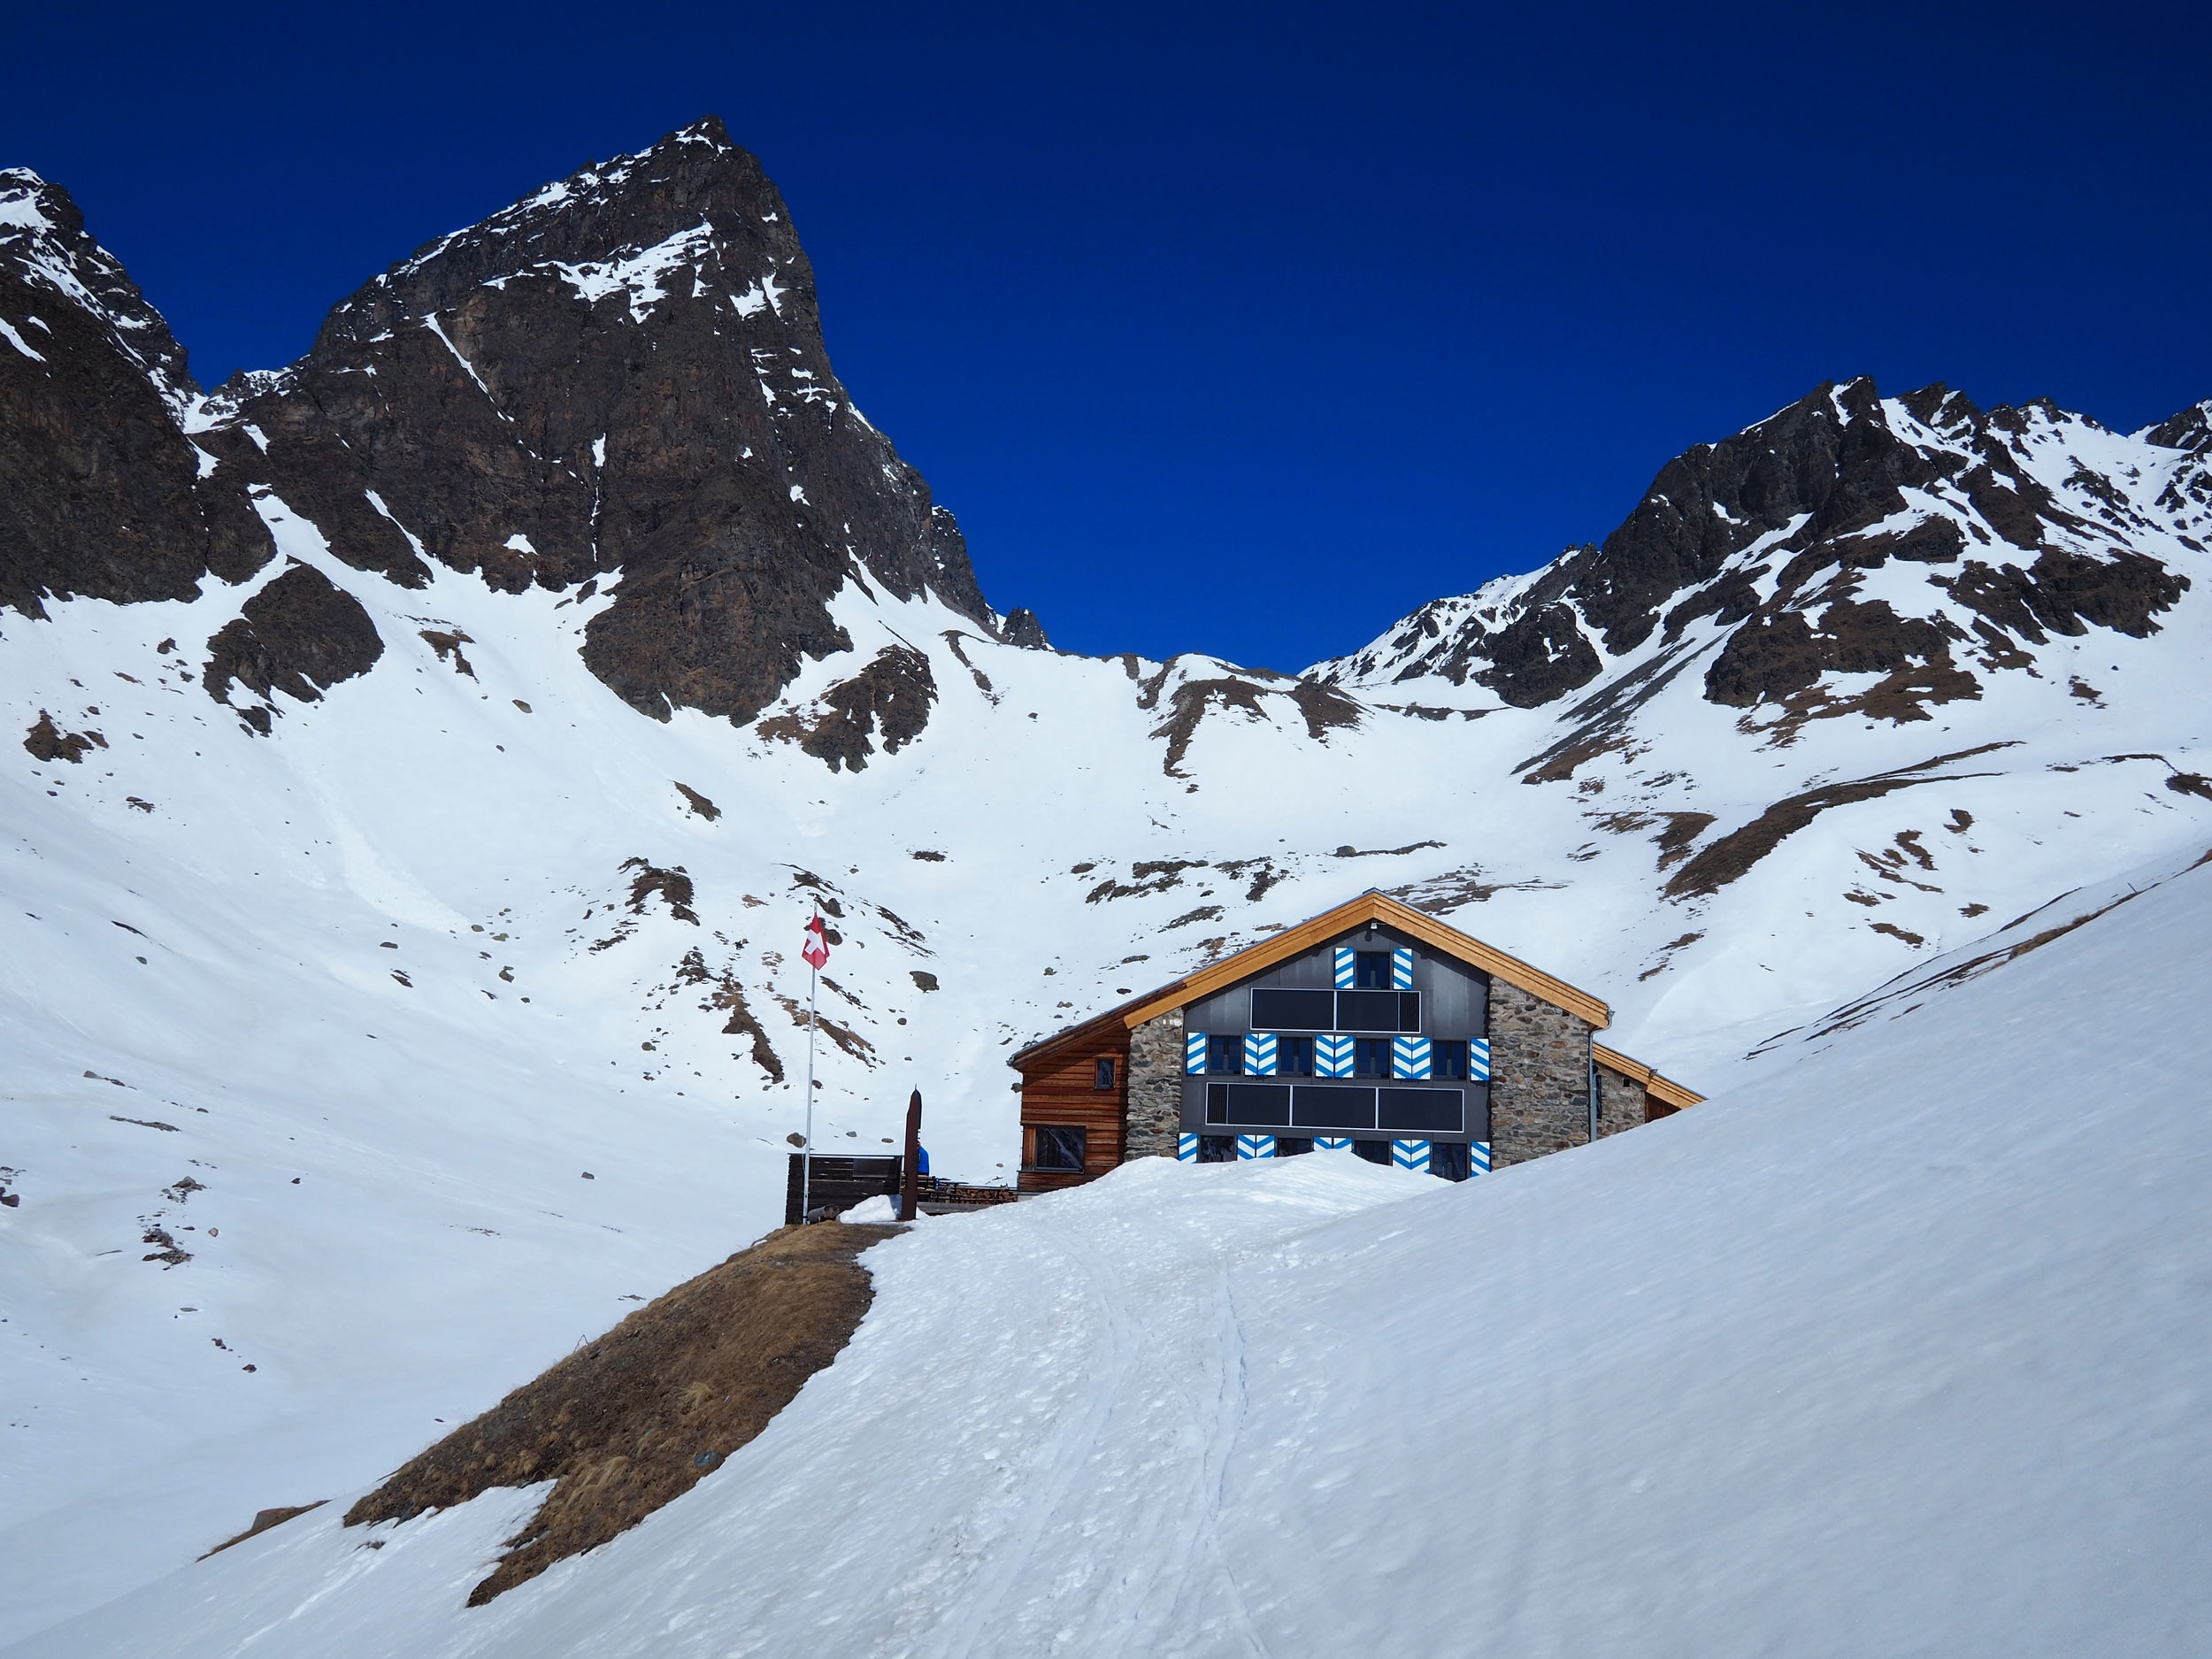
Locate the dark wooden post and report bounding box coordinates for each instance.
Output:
[901,1089,923,1222]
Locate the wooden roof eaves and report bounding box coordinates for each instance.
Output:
[1008,985,1187,1073]
[1118,891,1612,1030]
[1592,1042,1705,1110]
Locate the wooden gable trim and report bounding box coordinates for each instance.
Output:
[1593,1042,1704,1110]
[1010,1000,1172,1074]
[1117,891,1611,1030]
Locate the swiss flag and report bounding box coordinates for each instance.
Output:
[801,913,830,971]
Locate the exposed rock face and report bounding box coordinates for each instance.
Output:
[4,121,1000,732]
[193,117,993,726]
[757,644,939,772]
[1319,379,2199,733]
[0,170,272,616]
[22,709,104,762]
[1002,607,1050,649]
[202,564,385,721]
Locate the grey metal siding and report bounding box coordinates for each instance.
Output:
[1176,923,1493,1143]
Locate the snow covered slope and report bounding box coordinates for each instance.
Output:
[14,840,2211,1658]
[4,119,2212,1642]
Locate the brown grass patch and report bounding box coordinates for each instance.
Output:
[1663,745,2016,900]
[202,1502,326,1559]
[344,1221,902,1603]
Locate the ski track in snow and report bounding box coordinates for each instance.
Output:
[3,525,2210,1640]
[12,843,2212,1655]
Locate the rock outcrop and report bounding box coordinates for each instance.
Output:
[3,121,999,729]
[1318,379,2199,734]
[0,170,272,616]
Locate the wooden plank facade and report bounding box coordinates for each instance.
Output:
[1012,1018,1132,1194]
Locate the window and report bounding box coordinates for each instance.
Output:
[1196,1134,1237,1163]
[1206,1033,1245,1075]
[1206,1082,1291,1125]
[1334,990,1421,1032]
[1250,987,1334,1031]
[1432,1040,1468,1080]
[1278,1034,1315,1076]
[1430,1142,1472,1181]
[1033,1125,1086,1171]
[1378,1088,1463,1133]
[1276,1138,1313,1156]
[1094,1056,1118,1090]
[1255,987,1419,1033]
[1355,950,1392,988]
[1352,1140,1392,1166]
[1353,1037,1391,1078]
[1291,1085,1377,1130]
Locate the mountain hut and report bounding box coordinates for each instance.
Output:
[1010,892,1701,1191]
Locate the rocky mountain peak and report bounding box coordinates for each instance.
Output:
[1,173,272,616]
[1318,376,2201,743]
[161,119,999,726]
[0,168,195,407]
[319,115,772,352]
[2145,398,2212,456]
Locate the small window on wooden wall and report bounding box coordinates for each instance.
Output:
[1094,1056,1117,1090]
[1033,1125,1087,1170]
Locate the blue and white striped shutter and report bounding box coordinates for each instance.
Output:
[1244,1032,1278,1075]
[1392,1035,1432,1079]
[1314,1136,1353,1151]
[1468,1037,1491,1081]
[1316,1033,1355,1078]
[1391,947,1414,989]
[1185,1031,1208,1074]
[1392,1140,1431,1173]
[1470,1141,1492,1175]
[1236,1133,1276,1160]
[1177,1133,1199,1162]
[1333,948,1356,989]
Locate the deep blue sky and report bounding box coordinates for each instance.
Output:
[9,2,2207,669]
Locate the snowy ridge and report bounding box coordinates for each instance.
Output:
[1316,380,2207,712]
[397,119,741,280]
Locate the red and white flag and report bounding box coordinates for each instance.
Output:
[801,913,830,971]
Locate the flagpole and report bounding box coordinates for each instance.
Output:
[800,905,819,1224]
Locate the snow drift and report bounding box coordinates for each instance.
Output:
[13,842,2210,1657]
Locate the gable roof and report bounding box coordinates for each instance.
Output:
[1593,1043,1705,1110]
[1012,891,1610,1072]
